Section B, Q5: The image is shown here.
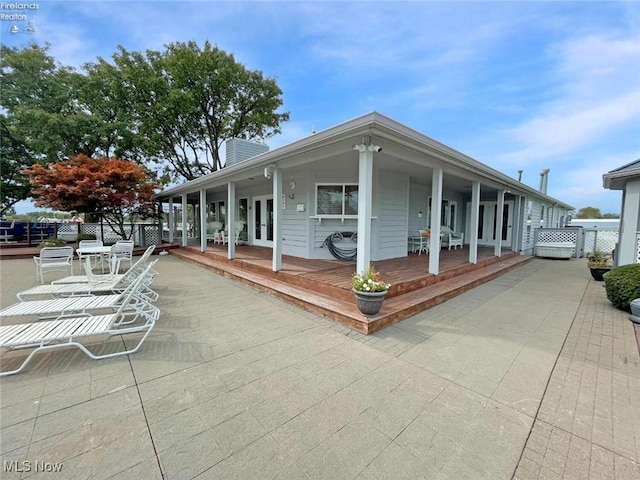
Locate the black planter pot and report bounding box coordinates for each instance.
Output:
[353,289,387,317]
[630,299,640,324]
[589,267,611,281]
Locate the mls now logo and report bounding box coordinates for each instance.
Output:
[3,460,63,473]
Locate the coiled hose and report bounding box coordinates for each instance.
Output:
[322,231,358,262]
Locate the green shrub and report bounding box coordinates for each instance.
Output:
[604,264,640,311]
[76,233,97,242]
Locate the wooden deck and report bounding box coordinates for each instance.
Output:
[172,243,533,334]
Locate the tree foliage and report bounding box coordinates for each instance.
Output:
[0,44,130,214]
[93,40,289,181]
[24,155,158,240]
[575,207,603,219]
[2,41,289,213]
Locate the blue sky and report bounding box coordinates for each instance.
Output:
[3,0,639,215]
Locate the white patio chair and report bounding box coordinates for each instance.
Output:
[52,245,156,285]
[222,221,245,245]
[1,260,158,321]
[415,230,430,255]
[0,263,160,377]
[33,246,74,284]
[111,240,134,271]
[206,221,223,243]
[441,226,464,250]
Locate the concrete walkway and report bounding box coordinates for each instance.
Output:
[0,255,638,479]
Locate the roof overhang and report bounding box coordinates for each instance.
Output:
[603,167,640,190]
[157,111,574,210]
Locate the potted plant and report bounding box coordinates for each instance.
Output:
[586,250,613,281]
[352,263,391,317]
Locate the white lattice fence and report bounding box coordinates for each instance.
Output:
[583,229,618,255]
[636,233,640,263]
[534,228,580,256]
[55,222,160,246]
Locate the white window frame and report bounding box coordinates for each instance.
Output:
[315,183,359,217]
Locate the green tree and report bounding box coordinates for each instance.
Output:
[575,207,602,219]
[95,41,289,181]
[0,44,129,214]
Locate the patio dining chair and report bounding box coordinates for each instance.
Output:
[0,263,160,377]
[111,240,134,271]
[33,246,74,284]
[416,230,430,255]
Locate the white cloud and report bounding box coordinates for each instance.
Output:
[496,33,640,165]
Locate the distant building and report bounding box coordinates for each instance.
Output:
[569,218,620,229]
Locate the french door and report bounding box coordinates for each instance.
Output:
[471,201,513,246]
[253,195,274,247]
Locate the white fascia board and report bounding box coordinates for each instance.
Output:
[603,168,640,190]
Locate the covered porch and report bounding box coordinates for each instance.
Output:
[171,242,531,334]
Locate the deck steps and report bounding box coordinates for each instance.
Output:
[171,247,532,334]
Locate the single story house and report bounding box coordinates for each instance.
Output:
[157,111,574,275]
[603,160,640,266]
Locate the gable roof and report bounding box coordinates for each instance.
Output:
[603,159,640,190]
[157,111,573,209]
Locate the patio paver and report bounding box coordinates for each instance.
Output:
[1,254,638,479]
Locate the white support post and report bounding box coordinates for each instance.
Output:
[199,189,207,252]
[272,169,282,271]
[168,198,174,243]
[429,168,443,275]
[354,143,376,274]
[469,181,480,264]
[511,195,520,252]
[228,181,236,260]
[618,180,640,265]
[181,194,188,247]
[495,190,505,257]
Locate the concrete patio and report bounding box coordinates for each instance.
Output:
[1,255,638,479]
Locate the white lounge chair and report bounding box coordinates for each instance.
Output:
[0,261,158,321]
[34,246,74,283]
[0,266,160,376]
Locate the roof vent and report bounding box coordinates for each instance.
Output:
[225,138,269,167]
[539,168,550,194]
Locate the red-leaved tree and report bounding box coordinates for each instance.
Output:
[24,155,158,240]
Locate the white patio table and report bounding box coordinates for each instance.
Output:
[76,245,112,273]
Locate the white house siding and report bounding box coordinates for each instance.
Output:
[312,219,358,260]
[281,174,310,258]
[408,181,429,237]
[374,170,409,261]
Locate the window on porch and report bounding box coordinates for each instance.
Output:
[316,184,359,216]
